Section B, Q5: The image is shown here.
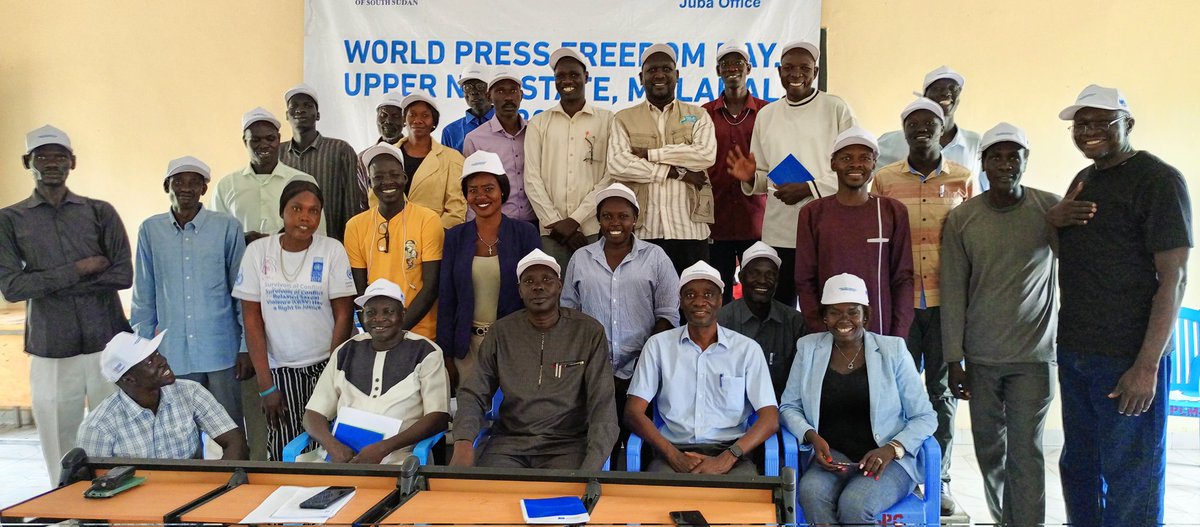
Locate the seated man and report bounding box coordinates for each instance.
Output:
[451,249,618,470]
[303,278,451,464]
[717,242,806,401]
[627,261,779,475]
[77,331,248,460]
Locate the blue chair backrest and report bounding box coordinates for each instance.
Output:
[1172,308,1200,397]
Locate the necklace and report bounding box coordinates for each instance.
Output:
[277,236,312,283]
[833,339,863,370]
[477,232,500,256]
[720,105,751,127]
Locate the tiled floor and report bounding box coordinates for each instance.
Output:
[1,423,1198,525]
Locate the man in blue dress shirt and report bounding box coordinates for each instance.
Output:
[440,63,495,153]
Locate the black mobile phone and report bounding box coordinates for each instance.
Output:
[299,486,356,509]
[91,466,136,490]
[670,510,710,527]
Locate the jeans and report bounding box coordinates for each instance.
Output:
[798,447,914,526]
[1058,349,1168,527]
[907,307,955,485]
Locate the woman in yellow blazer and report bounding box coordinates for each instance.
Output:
[369,91,467,229]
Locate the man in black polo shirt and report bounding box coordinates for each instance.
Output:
[1047,84,1191,527]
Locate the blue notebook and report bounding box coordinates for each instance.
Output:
[767,154,816,186]
[520,496,590,524]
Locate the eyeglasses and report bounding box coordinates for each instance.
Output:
[583,132,596,164]
[377,220,390,253]
[1069,117,1126,134]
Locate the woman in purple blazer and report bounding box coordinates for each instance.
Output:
[437,151,540,391]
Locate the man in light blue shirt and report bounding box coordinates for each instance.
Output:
[626,261,779,475]
[440,63,495,153]
[875,65,984,190]
[131,156,248,426]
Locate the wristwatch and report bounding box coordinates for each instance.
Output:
[726,444,744,460]
[888,440,906,459]
[674,166,688,179]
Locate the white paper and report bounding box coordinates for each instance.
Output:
[332,406,403,438]
[238,486,356,524]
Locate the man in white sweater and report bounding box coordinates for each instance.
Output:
[728,40,855,307]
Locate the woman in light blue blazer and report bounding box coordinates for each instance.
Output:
[780,273,936,526]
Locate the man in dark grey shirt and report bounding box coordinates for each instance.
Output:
[0,125,132,483]
[280,83,363,242]
[940,123,1058,527]
[717,242,805,400]
[451,249,617,470]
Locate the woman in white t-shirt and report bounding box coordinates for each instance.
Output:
[233,180,357,460]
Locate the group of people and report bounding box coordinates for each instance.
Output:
[0,38,1190,527]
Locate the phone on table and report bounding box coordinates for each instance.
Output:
[299,486,356,509]
[670,510,710,527]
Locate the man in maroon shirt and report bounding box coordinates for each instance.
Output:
[794,126,914,337]
[702,42,768,303]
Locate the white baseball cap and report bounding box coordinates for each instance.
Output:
[376,93,405,111]
[741,241,781,269]
[980,122,1030,152]
[284,83,319,106]
[1058,84,1131,120]
[549,47,588,70]
[593,182,639,212]
[922,65,965,91]
[900,97,945,122]
[639,43,677,65]
[716,42,750,62]
[462,150,506,179]
[401,90,439,113]
[242,107,281,131]
[25,125,72,154]
[830,125,880,157]
[488,70,522,91]
[164,156,212,183]
[458,63,489,85]
[361,143,404,168]
[680,260,724,292]
[779,40,820,63]
[100,331,167,383]
[355,278,406,307]
[821,273,869,306]
[517,249,561,279]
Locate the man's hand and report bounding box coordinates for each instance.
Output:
[677,170,708,189]
[631,146,650,160]
[774,183,813,205]
[350,441,392,464]
[449,440,476,467]
[74,256,110,277]
[546,218,581,244]
[1109,362,1159,416]
[725,145,756,183]
[325,441,356,463]
[1046,181,1097,227]
[948,362,971,400]
[665,448,702,473]
[688,451,736,474]
[804,431,842,472]
[444,357,459,393]
[261,390,286,429]
[234,354,255,381]
[565,231,591,252]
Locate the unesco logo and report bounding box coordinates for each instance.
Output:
[679,0,763,8]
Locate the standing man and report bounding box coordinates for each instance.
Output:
[940,123,1058,527]
[703,42,768,303]
[876,66,984,189]
[212,107,325,244]
[131,156,249,427]
[871,97,975,515]
[524,47,613,270]
[0,125,132,482]
[608,43,717,274]
[728,40,855,307]
[463,70,537,226]
[441,63,494,153]
[1047,85,1191,527]
[280,83,363,242]
[794,126,913,337]
[717,243,805,400]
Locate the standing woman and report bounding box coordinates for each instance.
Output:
[234,180,357,461]
[383,90,467,229]
[780,273,936,525]
[437,151,540,389]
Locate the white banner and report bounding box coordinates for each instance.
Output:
[304,0,821,150]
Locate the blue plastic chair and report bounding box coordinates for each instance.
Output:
[471,388,610,470]
[625,401,779,475]
[780,426,940,527]
[1169,308,1200,418]
[282,426,446,464]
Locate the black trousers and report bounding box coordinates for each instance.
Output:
[710,239,756,304]
[773,245,798,308]
[646,238,710,275]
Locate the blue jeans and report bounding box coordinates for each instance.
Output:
[798,448,914,526]
[1058,349,1169,527]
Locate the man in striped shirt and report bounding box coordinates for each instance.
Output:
[608,43,717,274]
[280,83,363,242]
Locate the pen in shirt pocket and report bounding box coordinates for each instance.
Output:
[554,360,585,378]
[720,373,724,387]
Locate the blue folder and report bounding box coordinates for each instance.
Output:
[324,423,384,461]
[767,154,816,186]
[520,496,589,524]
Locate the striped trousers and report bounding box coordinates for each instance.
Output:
[265,363,325,461]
